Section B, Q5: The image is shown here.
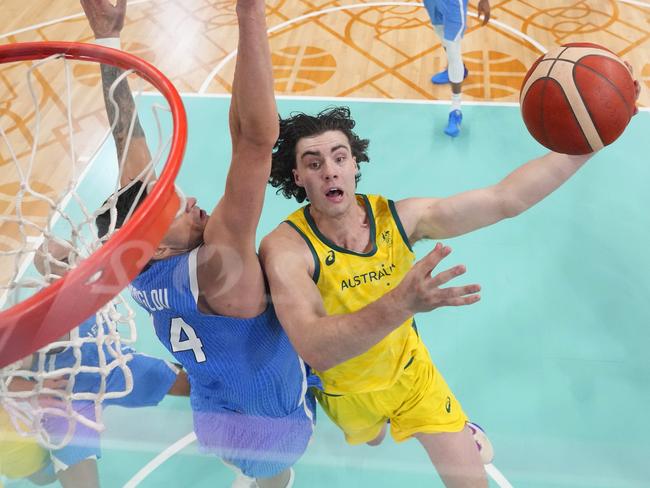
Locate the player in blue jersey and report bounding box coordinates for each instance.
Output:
[84,1,316,487]
[423,0,490,136]
[0,238,190,488]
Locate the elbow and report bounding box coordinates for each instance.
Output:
[501,198,527,219]
[296,346,337,372]
[299,349,329,372]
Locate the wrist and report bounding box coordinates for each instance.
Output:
[93,37,121,50]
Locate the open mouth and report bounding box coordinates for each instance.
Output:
[325,187,344,201]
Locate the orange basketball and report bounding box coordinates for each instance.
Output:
[520,43,636,155]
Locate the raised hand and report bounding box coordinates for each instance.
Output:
[478,0,491,26]
[80,0,127,38]
[394,243,481,315]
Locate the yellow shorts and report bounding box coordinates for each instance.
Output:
[0,410,50,479]
[315,341,468,444]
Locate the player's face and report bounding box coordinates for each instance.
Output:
[158,196,208,256]
[293,130,358,218]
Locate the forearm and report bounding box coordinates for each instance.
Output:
[498,151,593,216]
[99,62,145,160]
[295,290,412,371]
[231,1,278,148]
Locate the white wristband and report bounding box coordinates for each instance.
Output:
[93,37,121,50]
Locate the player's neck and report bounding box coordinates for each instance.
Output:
[310,199,371,253]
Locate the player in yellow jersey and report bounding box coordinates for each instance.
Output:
[260,94,639,486]
[1,378,62,487]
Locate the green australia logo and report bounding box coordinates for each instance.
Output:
[445,396,451,413]
[380,230,392,245]
[325,250,336,266]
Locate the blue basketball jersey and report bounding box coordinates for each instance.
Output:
[39,317,176,404]
[130,247,311,418]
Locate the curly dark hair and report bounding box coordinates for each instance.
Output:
[95,181,148,239]
[269,106,370,203]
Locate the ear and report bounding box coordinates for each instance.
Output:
[292,168,304,188]
[152,244,171,261]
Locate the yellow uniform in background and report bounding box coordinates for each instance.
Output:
[0,407,49,481]
[286,194,467,444]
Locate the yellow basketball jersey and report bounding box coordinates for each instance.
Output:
[285,194,420,394]
[0,407,49,479]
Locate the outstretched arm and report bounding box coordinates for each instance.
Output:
[204,0,279,246]
[401,65,640,244]
[260,229,480,371]
[399,151,593,243]
[81,0,152,187]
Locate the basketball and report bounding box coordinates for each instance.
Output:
[520,43,636,155]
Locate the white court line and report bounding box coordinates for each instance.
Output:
[486,463,515,488]
[619,0,650,7]
[123,432,197,488]
[199,1,547,93]
[146,91,650,112]
[122,428,515,488]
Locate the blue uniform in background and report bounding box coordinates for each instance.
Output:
[130,246,317,478]
[424,0,469,41]
[40,317,179,471]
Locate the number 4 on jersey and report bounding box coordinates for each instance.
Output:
[170,318,206,363]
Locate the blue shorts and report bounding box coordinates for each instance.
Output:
[44,353,177,470]
[192,388,316,478]
[423,0,469,41]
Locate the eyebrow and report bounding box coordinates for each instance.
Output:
[299,144,349,161]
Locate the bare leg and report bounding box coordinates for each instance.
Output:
[166,369,191,396]
[56,458,100,488]
[27,464,57,485]
[416,425,487,488]
[256,468,292,488]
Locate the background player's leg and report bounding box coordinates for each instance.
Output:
[365,421,387,446]
[257,468,293,488]
[56,459,99,488]
[416,426,487,488]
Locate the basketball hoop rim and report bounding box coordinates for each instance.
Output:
[0,41,187,368]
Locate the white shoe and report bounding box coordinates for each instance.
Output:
[284,468,295,488]
[231,473,258,488]
[467,421,494,464]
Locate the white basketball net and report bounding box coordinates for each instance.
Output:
[0,50,179,449]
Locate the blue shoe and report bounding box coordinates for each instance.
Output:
[431,65,468,85]
[444,110,462,137]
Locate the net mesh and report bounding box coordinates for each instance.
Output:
[0,49,179,449]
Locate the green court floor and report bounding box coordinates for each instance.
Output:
[9,98,650,488]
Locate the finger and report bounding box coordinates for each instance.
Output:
[439,293,481,307]
[429,264,468,287]
[417,243,451,275]
[484,12,491,25]
[433,283,481,300]
[43,378,68,390]
[79,0,90,15]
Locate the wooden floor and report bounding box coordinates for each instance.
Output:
[1,0,649,290]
